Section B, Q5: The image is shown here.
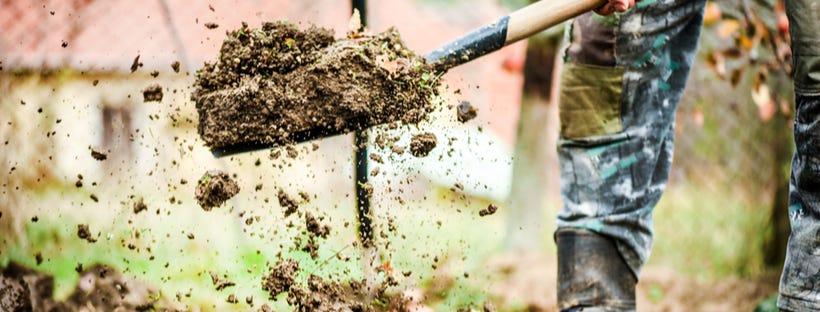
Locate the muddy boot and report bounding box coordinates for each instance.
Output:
[556,228,637,312]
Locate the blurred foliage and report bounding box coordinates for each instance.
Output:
[701,0,793,122]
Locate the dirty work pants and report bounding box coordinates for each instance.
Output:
[555,0,706,286]
[778,0,820,310]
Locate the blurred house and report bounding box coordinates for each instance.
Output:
[0,0,526,203]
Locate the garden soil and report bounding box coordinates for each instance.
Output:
[193,21,440,150]
[0,262,164,311]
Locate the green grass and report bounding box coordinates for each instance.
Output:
[650,183,773,279]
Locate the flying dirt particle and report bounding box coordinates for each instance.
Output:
[75,180,83,188]
[451,182,464,192]
[410,132,437,157]
[133,198,147,214]
[35,253,43,265]
[31,216,38,222]
[260,304,271,312]
[479,204,498,217]
[369,153,384,164]
[208,4,215,11]
[92,79,99,86]
[457,101,478,123]
[150,70,159,78]
[305,212,330,238]
[61,40,68,48]
[285,145,298,158]
[226,294,237,303]
[171,61,180,73]
[142,84,163,102]
[391,145,405,154]
[90,147,108,160]
[245,295,253,306]
[77,224,97,243]
[195,170,240,211]
[130,54,142,73]
[75,262,83,273]
[204,22,219,29]
[186,233,194,239]
[278,189,299,217]
[261,259,299,298]
[370,167,380,177]
[89,194,98,202]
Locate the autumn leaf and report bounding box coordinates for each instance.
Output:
[717,19,741,39]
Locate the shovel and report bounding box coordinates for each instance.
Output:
[210,0,603,157]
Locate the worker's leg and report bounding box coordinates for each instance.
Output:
[555,0,706,310]
[777,0,820,310]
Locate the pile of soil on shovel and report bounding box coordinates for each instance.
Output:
[193,21,441,149]
[0,262,165,311]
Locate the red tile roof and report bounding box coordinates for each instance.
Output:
[0,0,350,72]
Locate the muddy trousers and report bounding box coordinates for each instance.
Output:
[778,0,820,309]
[553,0,706,310]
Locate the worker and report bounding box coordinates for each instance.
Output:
[554,0,819,310]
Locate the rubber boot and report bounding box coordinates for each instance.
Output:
[556,228,637,312]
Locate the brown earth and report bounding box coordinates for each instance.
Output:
[193,21,440,150]
[409,132,437,157]
[0,262,166,312]
[195,170,240,210]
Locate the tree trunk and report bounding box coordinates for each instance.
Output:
[505,31,562,252]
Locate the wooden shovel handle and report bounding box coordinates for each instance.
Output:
[424,0,604,71]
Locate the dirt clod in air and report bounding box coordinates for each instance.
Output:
[304,212,330,239]
[171,61,180,73]
[457,101,478,123]
[130,54,142,73]
[77,224,97,243]
[210,271,236,291]
[261,259,299,298]
[204,22,219,29]
[193,21,440,149]
[133,198,147,214]
[479,204,499,217]
[410,132,437,157]
[142,84,163,102]
[278,189,299,217]
[90,147,108,160]
[195,170,240,211]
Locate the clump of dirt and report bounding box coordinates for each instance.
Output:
[410,132,437,157]
[261,259,401,312]
[479,204,499,217]
[304,212,330,238]
[142,84,163,102]
[195,170,240,211]
[193,21,441,150]
[278,189,300,217]
[457,101,478,123]
[262,259,299,298]
[0,262,165,311]
[77,224,97,243]
[90,146,108,160]
[133,197,147,214]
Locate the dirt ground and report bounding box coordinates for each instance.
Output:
[484,253,778,312]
